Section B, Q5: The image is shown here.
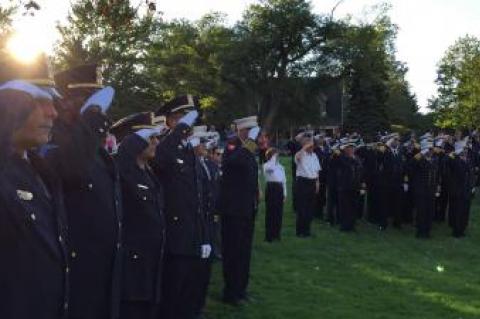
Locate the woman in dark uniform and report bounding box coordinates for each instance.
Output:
[0,81,69,319]
[112,113,167,319]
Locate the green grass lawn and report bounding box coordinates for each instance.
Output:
[205,157,480,319]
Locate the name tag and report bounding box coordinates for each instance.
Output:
[137,184,149,190]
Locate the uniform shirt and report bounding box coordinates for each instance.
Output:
[263,157,287,197]
[295,150,321,180]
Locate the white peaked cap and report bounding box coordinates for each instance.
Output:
[454,140,467,155]
[0,80,53,100]
[234,115,258,130]
[80,86,115,114]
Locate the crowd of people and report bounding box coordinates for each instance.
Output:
[1,54,478,319]
[0,58,259,319]
[277,129,479,240]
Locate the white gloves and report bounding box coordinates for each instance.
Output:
[403,183,409,192]
[472,188,476,195]
[201,244,212,259]
[178,110,199,127]
[134,127,161,142]
[189,136,201,148]
[360,189,366,195]
[80,86,115,114]
[248,126,261,140]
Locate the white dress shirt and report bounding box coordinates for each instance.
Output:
[263,156,287,197]
[295,150,321,179]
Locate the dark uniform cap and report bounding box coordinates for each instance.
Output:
[0,54,55,87]
[155,94,199,116]
[110,111,166,142]
[54,64,103,95]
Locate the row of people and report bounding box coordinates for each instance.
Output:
[284,131,479,239]
[0,57,260,319]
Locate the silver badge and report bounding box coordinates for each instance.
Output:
[17,190,33,201]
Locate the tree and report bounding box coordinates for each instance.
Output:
[433,35,480,129]
[143,12,234,122]
[55,0,158,118]
[227,0,325,130]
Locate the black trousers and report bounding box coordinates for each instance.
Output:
[119,301,158,319]
[265,182,284,241]
[326,185,338,224]
[449,193,472,237]
[371,188,389,228]
[194,259,213,316]
[159,255,205,319]
[403,188,414,224]
[222,215,255,302]
[390,185,404,227]
[314,182,327,220]
[295,177,316,236]
[338,190,357,231]
[414,191,435,237]
[435,186,449,222]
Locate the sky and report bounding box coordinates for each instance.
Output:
[3,0,480,111]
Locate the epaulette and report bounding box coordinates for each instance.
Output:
[244,139,257,154]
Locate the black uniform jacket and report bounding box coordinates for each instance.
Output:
[335,155,363,192]
[153,123,208,257]
[219,137,259,218]
[47,111,123,319]
[117,134,166,303]
[0,152,69,319]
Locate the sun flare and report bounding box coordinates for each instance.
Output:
[6,21,52,64]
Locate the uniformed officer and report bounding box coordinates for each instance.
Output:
[295,136,321,237]
[369,140,394,230]
[0,61,69,319]
[220,115,260,305]
[386,134,407,228]
[326,143,341,225]
[189,128,217,318]
[110,112,168,319]
[447,140,476,237]
[433,137,449,223]
[153,95,211,319]
[408,138,440,238]
[313,134,329,220]
[48,65,123,319]
[206,142,224,259]
[263,147,287,241]
[336,141,365,232]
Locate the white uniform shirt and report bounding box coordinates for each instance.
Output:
[295,150,321,179]
[263,157,287,197]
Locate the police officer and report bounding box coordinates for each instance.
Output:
[336,141,365,232]
[409,138,440,238]
[220,116,260,305]
[326,144,341,225]
[48,65,123,319]
[295,137,321,237]
[153,95,211,319]
[190,129,216,318]
[0,63,69,319]
[386,134,407,228]
[313,134,329,220]
[263,147,287,241]
[110,112,168,319]
[447,140,476,237]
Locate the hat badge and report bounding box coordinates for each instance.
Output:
[17,190,33,201]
